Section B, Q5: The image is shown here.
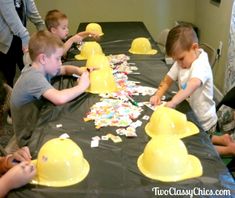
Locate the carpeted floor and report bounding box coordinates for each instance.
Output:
[0,113,13,148]
[0,68,20,155]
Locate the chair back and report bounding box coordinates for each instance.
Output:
[156,29,170,53]
[200,43,217,68]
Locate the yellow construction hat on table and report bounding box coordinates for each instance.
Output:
[85,23,104,36]
[145,106,199,138]
[85,54,118,94]
[75,41,104,60]
[86,54,111,71]
[129,37,157,55]
[31,137,90,187]
[137,135,203,182]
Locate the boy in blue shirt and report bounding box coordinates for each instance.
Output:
[11,30,90,147]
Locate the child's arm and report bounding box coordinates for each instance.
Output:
[166,77,201,108]
[43,71,90,105]
[63,31,100,55]
[63,34,83,55]
[77,31,100,40]
[0,162,36,197]
[60,65,84,76]
[0,147,32,174]
[150,75,173,105]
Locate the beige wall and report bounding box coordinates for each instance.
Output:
[195,0,234,93]
[29,0,233,93]
[30,0,195,38]
[143,0,195,39]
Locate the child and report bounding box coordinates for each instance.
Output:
[11,30,90,147]
[0,146,35,197]
[150,24,217,135]
[45,9,100,57]
[212,106,235,156]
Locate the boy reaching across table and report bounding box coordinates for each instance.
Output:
[45,9,100,57]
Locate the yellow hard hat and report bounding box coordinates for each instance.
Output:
[129,37,157,55]
[75,41,104,60]
[145,106,199,138]
[137,135,203,182]
[86,54,111,71]
[85,23,104,36]
[86,55,118,94]
[31,137,90,187]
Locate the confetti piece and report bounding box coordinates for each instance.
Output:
[56,124,63,128]
[91,139,99,148]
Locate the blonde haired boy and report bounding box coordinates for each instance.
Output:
[11,30,90,147]
[45,9,99,56]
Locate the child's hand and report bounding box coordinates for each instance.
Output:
[77,71,90,91]
[88,32,100,41]
[2,161,36,190]
[7,147,32,169]
[78,31,100,41]
[12,147,32,162]
[71,34,83,44]
[150,95,161,106]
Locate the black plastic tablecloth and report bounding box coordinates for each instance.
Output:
[7,22,235,198]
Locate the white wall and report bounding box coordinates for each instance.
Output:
[195,0,234,93]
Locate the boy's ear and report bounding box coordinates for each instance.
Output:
[50,27,57,34]
[192,43,199,50]
[38,53,47,64]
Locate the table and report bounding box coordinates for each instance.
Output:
[8,22,235,198]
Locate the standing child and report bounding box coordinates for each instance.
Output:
[150,24,217,135]
[45,9,99,58]
[11,30,90,147]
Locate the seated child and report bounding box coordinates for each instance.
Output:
[0,146,35,197]
[150,24,217,135]
[45,9,100,57]
[212,106,235,156]
[11,30,90,147]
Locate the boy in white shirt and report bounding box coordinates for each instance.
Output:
[150,24,217,135]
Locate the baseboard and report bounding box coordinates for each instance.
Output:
[214,85,223,103]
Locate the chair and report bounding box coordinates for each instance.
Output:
[216,86,235,111]
[155,28,170,53]
[200,43,217,68]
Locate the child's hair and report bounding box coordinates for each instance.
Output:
[166,24,198,57]
[45,9,67,31]
[29,30,64,61]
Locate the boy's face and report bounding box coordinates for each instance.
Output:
[52,19,69,40]
[44,48,63,76]
[172,44,199,69]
